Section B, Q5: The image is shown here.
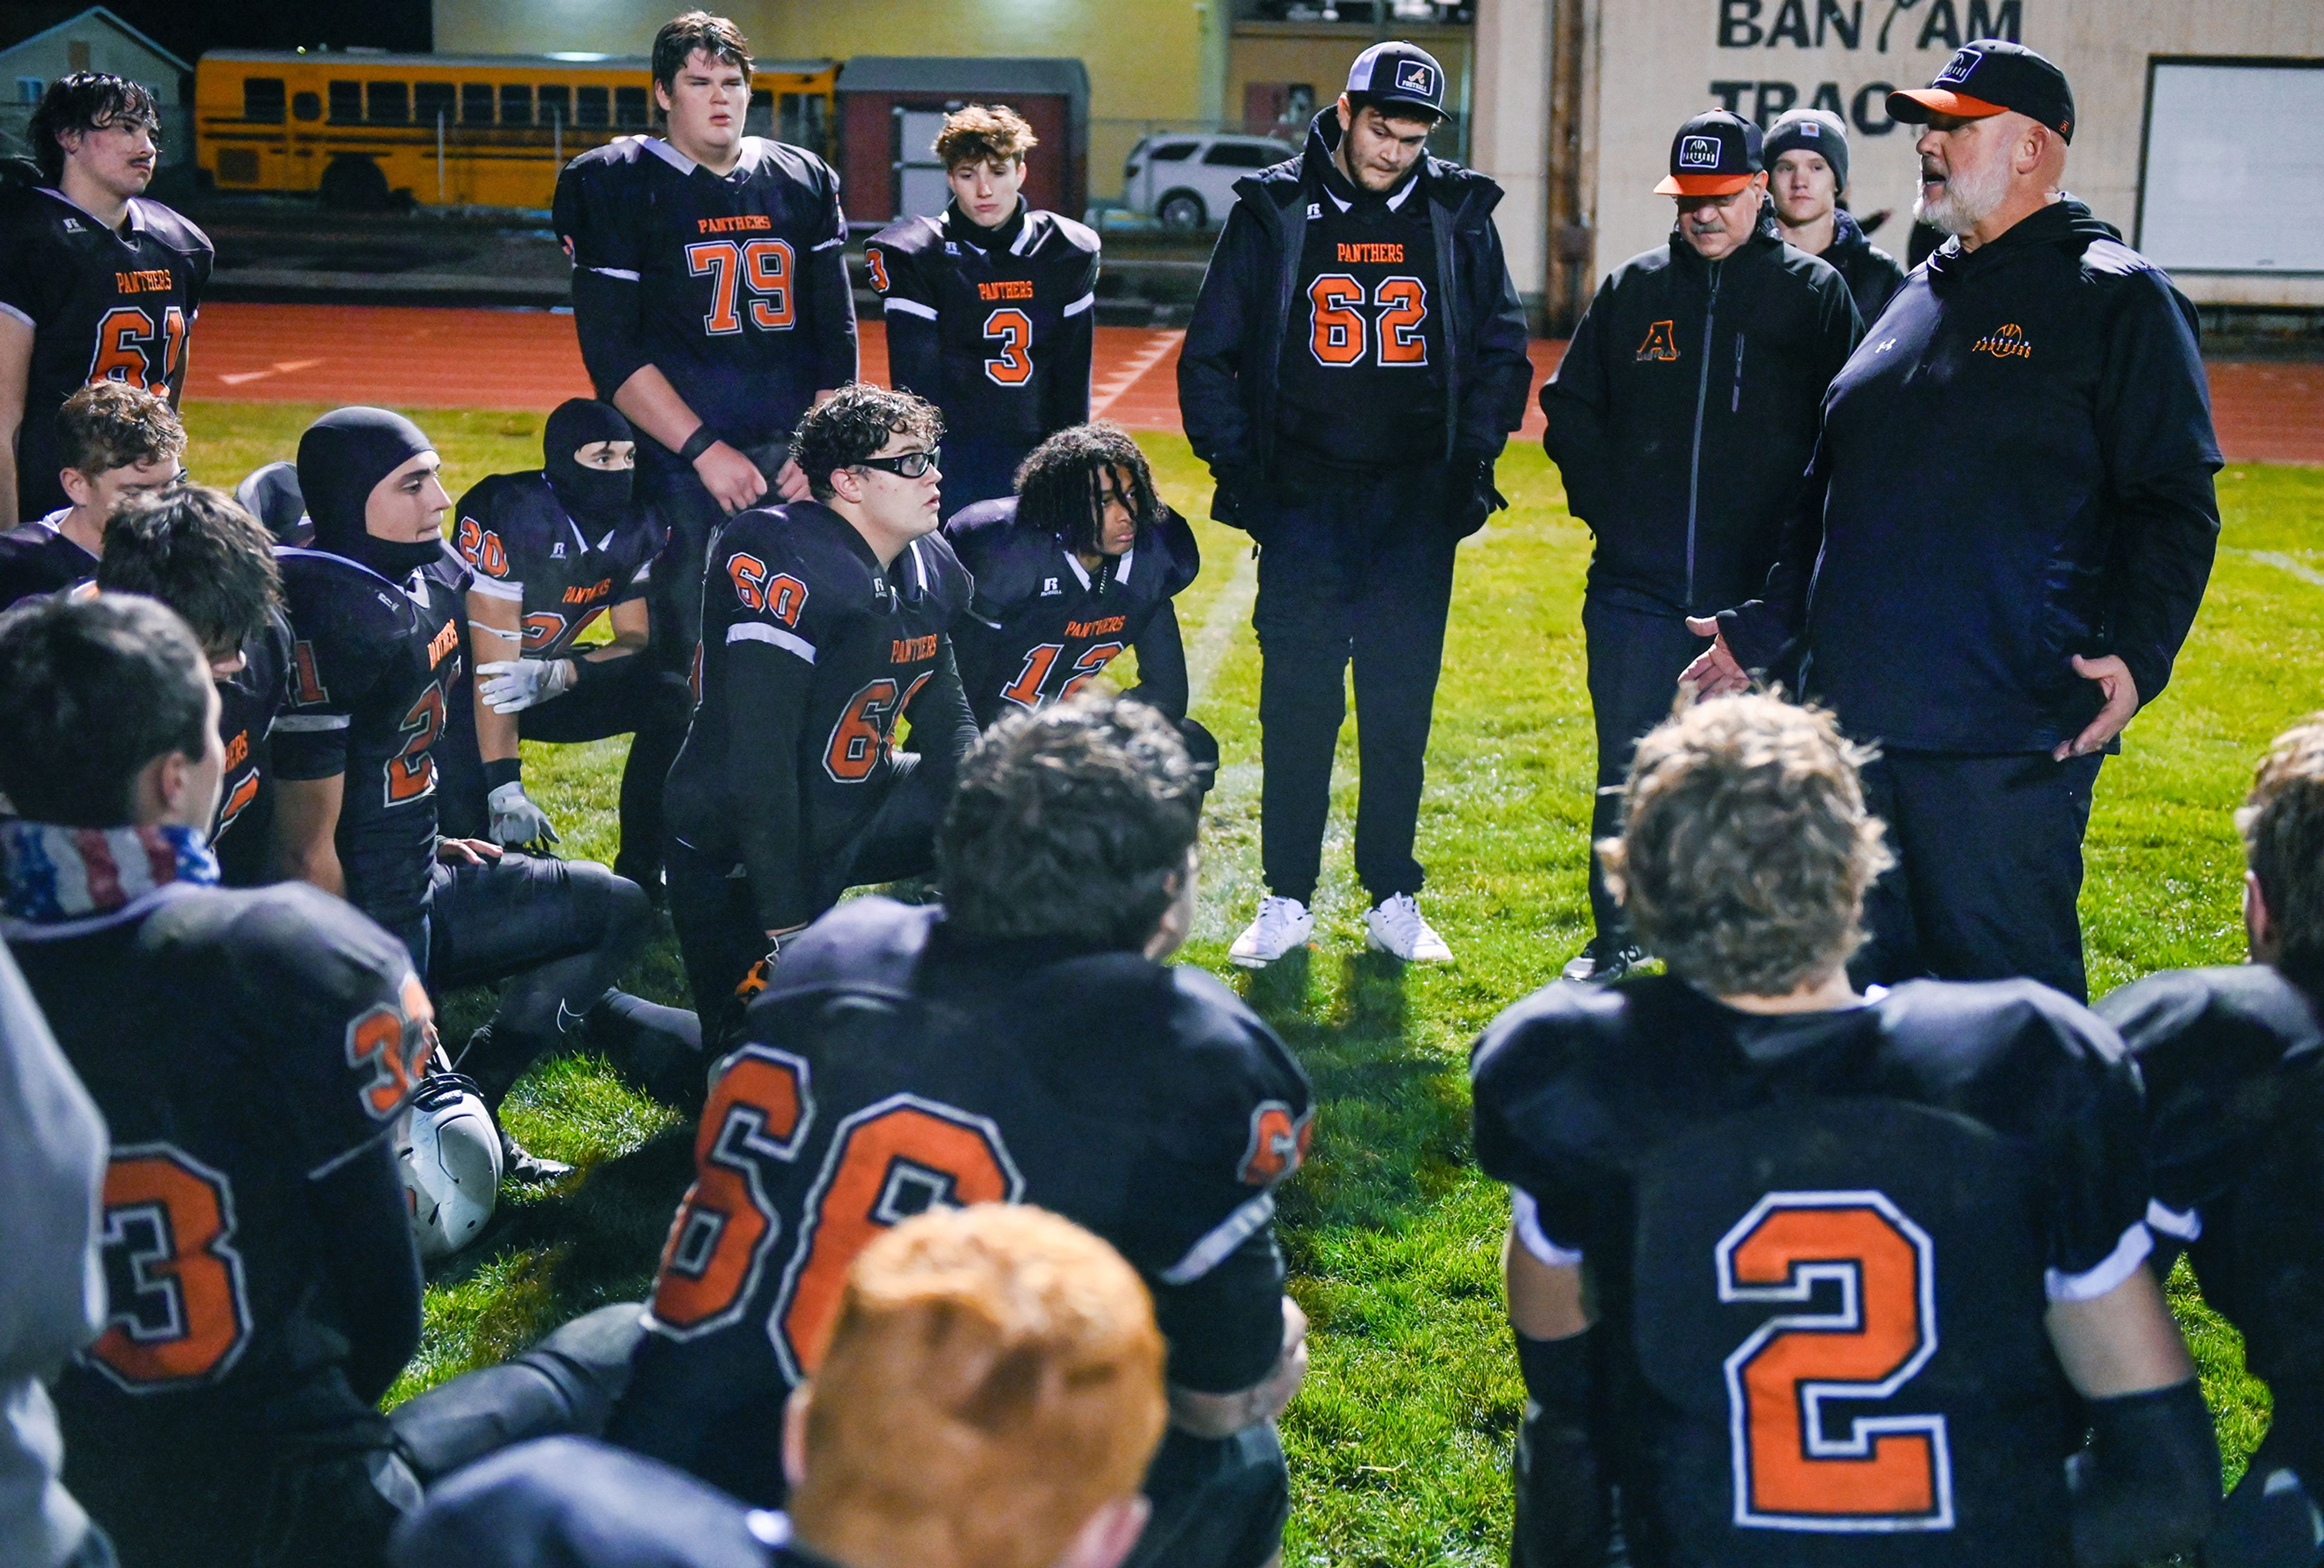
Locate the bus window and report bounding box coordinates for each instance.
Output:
[327,80,362,123]
[780,92,826,153]
[576,85,609,127]
[367,80,409,123]
[500,84,533,126]
[414,81,453,126]
[461,82,493,125]
[243,77,286,123]
[747,87,773,137]
[538,84,571,126]
[615,85,649,128]
[293,91,320,122]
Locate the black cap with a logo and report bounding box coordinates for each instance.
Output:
[1655,109,1764,196]
[1889,40,2075,142]
[1345,41,1447,120]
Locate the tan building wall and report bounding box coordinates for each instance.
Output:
[1226,21,1474,140]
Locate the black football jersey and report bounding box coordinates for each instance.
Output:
[866,205,1098,442]
[211,605,294,887]
[554,137,856,478]
[944,497,1200,727]
[273,545,470,930]
[0,185,210,519]
[0,511,96,609]
[2100,965,2324,1389]
[611,897,1312,1504]
[6,878,428,1476]
[453,471,659,660]
[1471,974,2152,1568]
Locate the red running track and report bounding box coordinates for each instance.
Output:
[184,303,2319,464]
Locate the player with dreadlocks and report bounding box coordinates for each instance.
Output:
[945,422,1215,790]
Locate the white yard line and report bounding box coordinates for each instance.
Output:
[1185,538,1257,709]
[2237,548,2324,589]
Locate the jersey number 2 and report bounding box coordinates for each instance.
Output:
[88,304,189,395]
[688,239,795,335]
[1718,1191,1953,1532]
[89,1146,253,1392]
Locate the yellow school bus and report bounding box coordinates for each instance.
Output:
[193,50,838,211]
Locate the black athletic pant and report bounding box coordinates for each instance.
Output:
[1580,593,1709,943]
[640,440,790,680]
[1246,461,1457,907]
[1853,749,2104,1002]
[667,751,953,1049]
[1125,1424,1291,1568]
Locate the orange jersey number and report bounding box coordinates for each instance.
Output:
[1305,275,1430,368]
[385,682,445,804]
[89,1146,253,1391]
[999,641,1123,710]
[688,238,796,335]
[87,303,188,395]
[1719,1192,1952,1529]
[822,672,929,784]
[649,1047,811,1336]
[982,307,1034,385]
[1306,274,1366,366]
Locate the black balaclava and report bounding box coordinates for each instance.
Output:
[543,398,635,528]
[297,406,442,579]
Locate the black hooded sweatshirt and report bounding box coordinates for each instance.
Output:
[1821,206,1908,328]
[1541,211,1862,615]
[1722,198,2222,754]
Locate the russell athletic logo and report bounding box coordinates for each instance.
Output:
[1972,322,2033,359]
[1679,136,1722,169]
[1394,61,1435,96]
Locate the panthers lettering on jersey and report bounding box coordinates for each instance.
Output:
[865,205,1098,442]
[0,511,97,611]
[1470,975,2150,1567]
[944,496,1200,727]
[211,606,294,887]
[0,185,211,519]
[609,897,1312,1506]
[455,472,658,660]
[554,137,856,478]
[272,545,471,932]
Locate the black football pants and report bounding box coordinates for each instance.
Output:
[640,440,790,679]
[1581,594,1710,943]
[1126,1423,1290,1568]
[1246,462,1457,907]
[1853,749,2104,1002]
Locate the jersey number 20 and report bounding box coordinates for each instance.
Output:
[1718,1190,1953,1532]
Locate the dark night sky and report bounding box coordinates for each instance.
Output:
[13,0,435,63]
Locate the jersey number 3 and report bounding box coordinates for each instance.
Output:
[89,1145,254,1392]
[1719,1190,1953,1532]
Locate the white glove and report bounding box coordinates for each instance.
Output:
[487,781,560,850]
[478,658,576,715]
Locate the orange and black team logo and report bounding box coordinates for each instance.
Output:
[1238,1100,1314,1186]
[1971,322,2032,360]
[1636,320,1680,362]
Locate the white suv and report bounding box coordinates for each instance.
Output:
[1122,133,1298,230]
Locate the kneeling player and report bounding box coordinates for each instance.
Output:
[2101,717,2324,1564]
[615,695,1311,1568]
[0,595,642,1568]
[661,384,978,1043]
[1471,694,2217,1567]
[946,421,1216,787]
[271,406,676,1178]
[392,1207,1168,1568]
[96,484,294,887]
[0,381,180,610]
[436,398,691,888]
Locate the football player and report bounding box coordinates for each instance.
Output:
[270,406,674,1179]
[435,398,691,890]
[0,379,181,609]
[2099,717,2324,1563]
[393,1207,1169,1568]
[616,694,1312,1568]
[660,384,977,1044]
[0,73,211,523]
[0,594,646,1568]
[94,484,292,887]
[945,423,1216,793]
[1470,694,2218,1567]
[555,10,856,684]
[868,104,1100,515]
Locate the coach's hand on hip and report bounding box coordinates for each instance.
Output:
[2055,654,2137,761]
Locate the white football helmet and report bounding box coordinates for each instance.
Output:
[396,1074,502,1261]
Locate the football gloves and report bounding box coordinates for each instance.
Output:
[478,657,577,714]
[487,781,561,850]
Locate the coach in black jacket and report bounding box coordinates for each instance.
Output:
[1179,42,1532,968]
[1542,109,1859,979]
[1689,42,2221,1002]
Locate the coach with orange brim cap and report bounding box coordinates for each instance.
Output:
[1685,40,2223,1003]
[1539,106,1859,982]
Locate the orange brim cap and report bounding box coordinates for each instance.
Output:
[1655,172,1753,196]
[1886,87,2007,122]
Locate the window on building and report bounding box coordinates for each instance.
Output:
[537,84,571,126]
[367,80,409,123]
[461,82,494,125]
[614,85,649,128]
[780,92,827,153]
[327,80,363,123]
[242,77,286,122]
[413,82,454,125]
[499,84,533,126]
[576,85,609,126]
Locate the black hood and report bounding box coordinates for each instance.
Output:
[543,398,635,528]
[1302,105,1425,210]
[1925,195,2119,291]
[297,405,442,579]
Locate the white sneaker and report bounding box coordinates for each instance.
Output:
[1230,896,1314,968]
[1364,893,1452,963]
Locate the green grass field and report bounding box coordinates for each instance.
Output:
[185,400,2324,1563]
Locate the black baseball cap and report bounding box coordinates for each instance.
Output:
[1656,109,1763,197]
[1345,42,1446,120]
[1889,40,2075,142]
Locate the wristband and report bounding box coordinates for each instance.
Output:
[484,758,523,792]
[677,425,721,464]
[570,651,625,689]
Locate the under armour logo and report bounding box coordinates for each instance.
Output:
[1394,61,1435,96]
[1678,136,1721,169]
[1876,336,1898,353]
[1040,577,1061,595]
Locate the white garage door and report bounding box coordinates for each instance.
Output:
[2139,61,2324,273]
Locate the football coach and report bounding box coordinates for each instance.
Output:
[1179,41,1533,969]
[1685,41,2221,1002]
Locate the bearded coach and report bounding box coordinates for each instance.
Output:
[1179,41,1532,969]
[1686,41,2221,1002]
